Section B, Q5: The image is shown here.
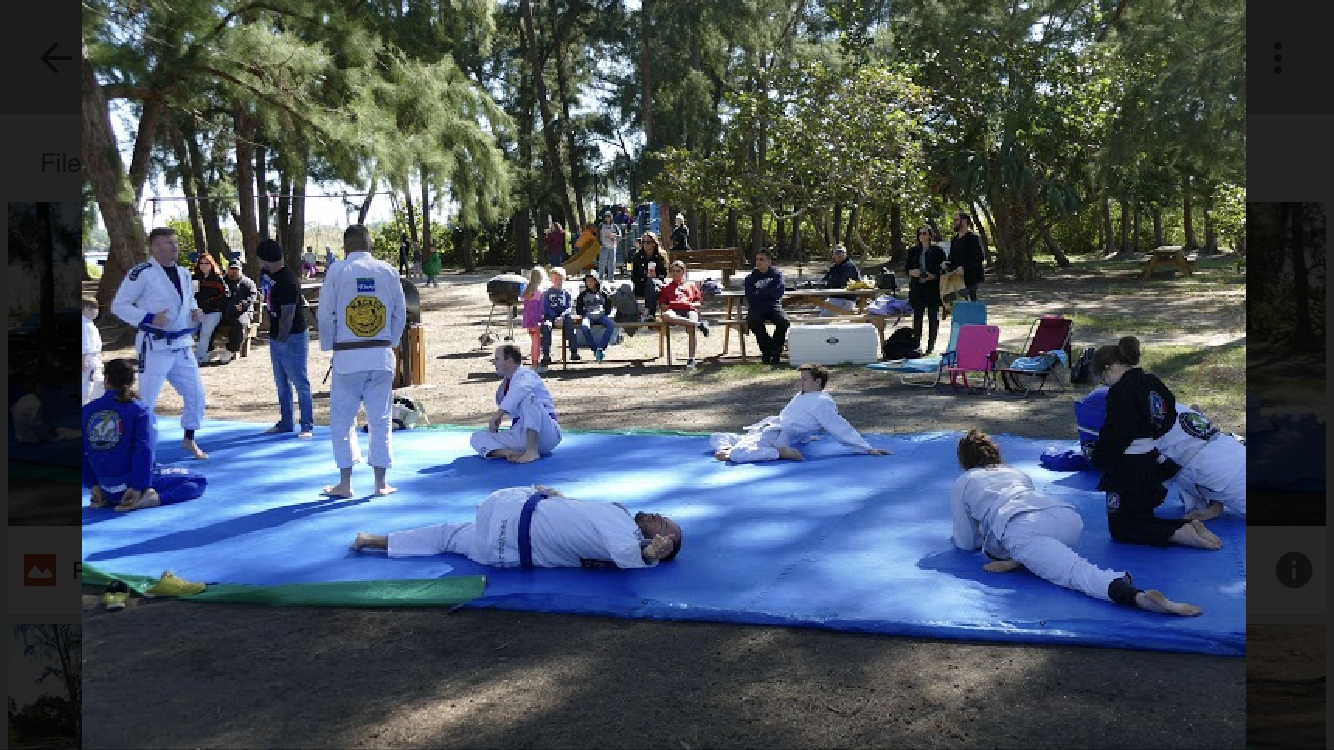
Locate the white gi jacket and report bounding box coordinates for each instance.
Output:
[318,251,407,374]
[759,391,873,451]
[470,487,654,568]
[1156,404,1228,470]
[111,259,200,352]
[497,366,558,422]
[951,466,1074,559]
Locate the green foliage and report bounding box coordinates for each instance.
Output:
[166,218,198,265]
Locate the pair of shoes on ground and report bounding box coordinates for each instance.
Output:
[144,570,206,598]
[266,424,314,439]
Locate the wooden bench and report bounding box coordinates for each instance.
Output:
[558,315,668,370]
[670,247,746,286]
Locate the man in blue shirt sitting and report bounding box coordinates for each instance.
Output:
[745,248,789,368]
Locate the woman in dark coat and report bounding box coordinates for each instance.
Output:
[905,226,946,353]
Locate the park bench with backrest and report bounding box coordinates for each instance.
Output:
[668,247,746,286]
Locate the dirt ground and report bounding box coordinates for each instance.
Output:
[1246,625,1326,749]
[81,260,1251,749]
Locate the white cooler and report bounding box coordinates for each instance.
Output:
[786,323,880,365]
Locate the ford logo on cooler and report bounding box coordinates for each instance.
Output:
[826,337,839,344]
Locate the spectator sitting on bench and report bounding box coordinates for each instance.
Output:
[218,258,257,363]
[745,248,790,368]
[575,271,618,363]
[631,231,670,322]
[820,245,862,315]
[539,266,576,365]
[658,260,711,370]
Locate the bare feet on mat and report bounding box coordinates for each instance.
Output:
[983,559,1024,573]
[714,449,732,461]
[1184,502,1224,522]
[1135,589,1203,616]
[777,447,804,461]
[182,439,208,459]
[373,485,398,496]
[1170,520,1223,550]
[487,448,521,461]
[1190,519,1224,548]
[509,449,540,464]
[322,484,354,499]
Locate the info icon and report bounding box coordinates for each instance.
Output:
[1275,551,1313,589]
[23,554,58,586]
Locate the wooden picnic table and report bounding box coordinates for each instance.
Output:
[715,287,880,357]
[1141,248,1196,278]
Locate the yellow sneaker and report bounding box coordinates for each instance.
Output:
[144,570,206,597]
[102,580,130,610]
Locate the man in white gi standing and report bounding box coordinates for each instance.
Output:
[711,363,891,463]
[110,227,208,459]
[350,484,682,568]
[318,224,407,497]
[470,343,561,464]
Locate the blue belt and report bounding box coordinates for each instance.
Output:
[517,491,549,569]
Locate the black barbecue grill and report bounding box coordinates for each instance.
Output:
[481,273,526,347]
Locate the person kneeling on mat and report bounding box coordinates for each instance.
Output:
[951,430,1201,616]
[351,485,682,569]
[469,344,561,464]
[711,363,891,463]
[1155,402,1246,522]
[83,359,208,512]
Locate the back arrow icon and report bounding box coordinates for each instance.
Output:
[41,43,72,73]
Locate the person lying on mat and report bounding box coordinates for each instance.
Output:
[951,430,1202,616]
[711,363,891,462]
[1155,402,1246,521]
[83,359,208,512]
[351,485,682,568]
[1088,336,1224,550]
[469,344,561,464]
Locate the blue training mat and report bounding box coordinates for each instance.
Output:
[8,385,83,467]
[81,419,1246,656]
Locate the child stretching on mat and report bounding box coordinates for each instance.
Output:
[951,430,1202,616]
[1089,336,1224,550]
[83,359,207,512]
[351,485,682,569]
[711,363,891,462]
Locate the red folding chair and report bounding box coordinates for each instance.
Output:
[942,324,1000,392]
[992,315,1073,397]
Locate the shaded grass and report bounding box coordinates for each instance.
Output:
[1142,341,1246,422]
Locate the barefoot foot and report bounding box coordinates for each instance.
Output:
[983,559,1025,573]
[373,485,398,496]
[1189,519,1224,549]
[714,450,731,461]
[182,439,209,459]
[487,448,521,461]
[1184,502,1225,522]
[1135,589,1203,616]
[323,484,354,499]
[777,447,804,461]
[508,449,541,464]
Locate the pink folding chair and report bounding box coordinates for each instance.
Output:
[941,324,1000,392]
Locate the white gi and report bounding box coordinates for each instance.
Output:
[388,486,657,568]
[708,391,873,463]
[82,314,104,405]
[469,365,562,457]
[318,251,407,469]
[1156,404,1246,516]
[111,259,206,432]
[951,466,1123,602]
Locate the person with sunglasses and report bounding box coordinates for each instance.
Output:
[630,232,671,321]
[905,226,947,353]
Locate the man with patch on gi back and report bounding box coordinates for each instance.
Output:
[110,227,209,459]
[318,224,407,498]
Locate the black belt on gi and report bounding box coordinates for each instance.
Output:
[333,339,393,351]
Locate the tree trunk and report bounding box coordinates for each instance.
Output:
[1152,206,1164,247]
[256,145,270,240]
[832,203,843,244]
[548,15,586,232]
[420,165,432,266]
[640,0,654,152]
[1203,188,1218,253]
[183,120,230,258]
[750,210,765,254]
[404,189,418,245]
[1040,220,1071,267]
[128,97,164,205]
[889,202,903,262]
[520,0,577,236]
[276,168,291,256]
[1119,198,1130,254]
[1290,202,1314,343]
[971,201,995,266]
[789,207,802,259]
[517,62,537,268]
[726,208,739,247]
[776,214,787,261]
[992,198,1033,280]
[169,121,208,256]
[83,46,147,309]
[698,208,709,250]
[1133,199,1142,253]
[233,103,261,277]
[288,156,307,265]
[357,173,377,224]
[35,203,57,366]
[459,225,477,272]
[1099,190,1114,256]
[1182,175,1197,251]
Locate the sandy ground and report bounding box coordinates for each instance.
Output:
[1246,625,1326,749]
[80,262,1253,749]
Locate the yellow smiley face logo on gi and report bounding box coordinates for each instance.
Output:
[345,296,387,337]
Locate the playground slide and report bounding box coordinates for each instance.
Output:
[561,230,600,272]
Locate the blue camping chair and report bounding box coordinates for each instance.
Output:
[904,301,987,386]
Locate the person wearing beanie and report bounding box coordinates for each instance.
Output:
[256,238,314,439]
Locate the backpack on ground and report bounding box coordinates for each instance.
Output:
[881,327,922,361]
[1069,346,1096,384]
